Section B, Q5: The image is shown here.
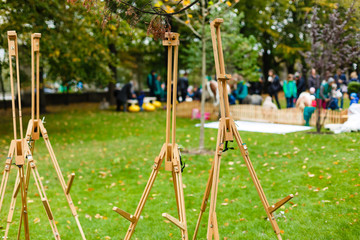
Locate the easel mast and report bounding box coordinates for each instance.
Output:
[113,32,188,240]
[25,33,87,239]
[0,30,31,240]
[192,19,294,240]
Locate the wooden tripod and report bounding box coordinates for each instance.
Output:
[0,31,58,239]
[113,32,188,240]
[24,33,86,239]
[192,19,294,240]
[0,31,85,239]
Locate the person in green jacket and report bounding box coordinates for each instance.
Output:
[154,75,165,101]
[283,74,297,108]
[234,76,248,104]
[316,77,333,109]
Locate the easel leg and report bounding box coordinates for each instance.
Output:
[193,160,214,240]
[231,123,282,239]
[17,160,32,239]
[39,122,86,239]
[124,169,159,240]
[28,158,61,239]
[4,171,20,239]
[0,140,15,212]
[17,166,30,240]
[123,145,166,240]
[171,156,188,240]
[172,170,180,218]
[207,126,224,240]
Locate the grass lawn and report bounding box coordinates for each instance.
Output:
[0,103,359,239]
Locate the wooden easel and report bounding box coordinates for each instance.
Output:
[24,33,86,239]
[0,31,85,239]
[0,31,59,239]
[113,32,188,240]
[192,19,294,240]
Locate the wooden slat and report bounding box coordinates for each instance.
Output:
[113,207,136,223]
[162,213,186,231]
[268,194,294,214]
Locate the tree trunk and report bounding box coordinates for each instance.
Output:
[0,63,6,110]
[108,43,117,105]
[107,82,116,105]
[316,98,321,132]
[65,82,69,105]
[136,55,142,91]
[199,1,206,150]
[262,47,271,93]
[40,66,46,113]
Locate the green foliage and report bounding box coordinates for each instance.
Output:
[0,1,111,86]
[181,12,260,84]
[348,81,360,95]
[0,1,164,88]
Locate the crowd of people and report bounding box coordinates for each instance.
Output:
[234,68,359,110]
[146,70,201,102]
[113,68,359,112]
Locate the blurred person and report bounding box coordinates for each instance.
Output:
[296,88,316,110]
[262,96,278,110]
[283,74,297,108]
[334,68,347,87]
[317,77,333,109]
[267,69,281,109]
[147,70,157,97]
[295,72,306,98]
[249,71,263,95]
[328,83,342,110]
[349,71,359,83]
[154,75,165,101]
[233,75,248,104]
[189,84,201,101]
[178,73,189,102]
[114,81,136,112]
[350,93,359,105]
[334,69,347,109]
[308,68,319,89]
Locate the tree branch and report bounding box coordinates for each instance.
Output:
[172,14,201,38]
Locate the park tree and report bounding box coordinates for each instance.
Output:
[303,1,360,132]
[235,0,319,81]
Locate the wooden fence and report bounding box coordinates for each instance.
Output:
[176,101,348,126]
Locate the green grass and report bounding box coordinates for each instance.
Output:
[0,103,359,239]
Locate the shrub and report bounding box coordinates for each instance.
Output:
[348,81,360,98]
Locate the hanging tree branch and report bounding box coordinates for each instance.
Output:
[69,0,201,39]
